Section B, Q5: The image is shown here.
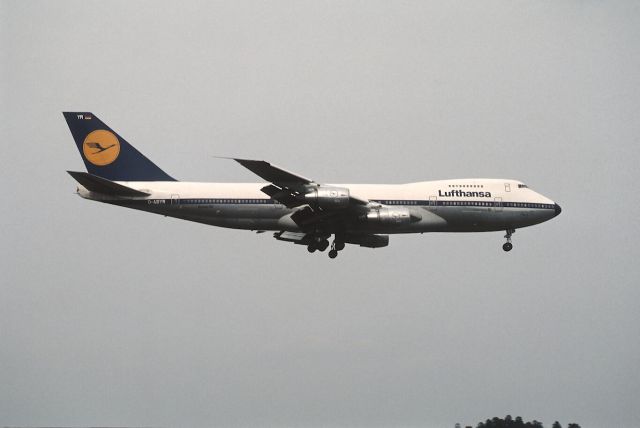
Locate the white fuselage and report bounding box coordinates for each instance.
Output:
[77,178,560,234]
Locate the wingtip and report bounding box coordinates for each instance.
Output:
[211,156,263,163]
[233,158,270,166]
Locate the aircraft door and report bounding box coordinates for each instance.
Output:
[171,194,180,206]
[429,196,437,210]
[494,197,503,212]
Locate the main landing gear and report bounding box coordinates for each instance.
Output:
[308,234,345,259]
[328,240,345,259]
[307,238,329,253]
[503,229,515,252]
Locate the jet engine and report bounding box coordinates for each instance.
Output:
[364,206,421,225]
[305,187,350,210]
[345,234,389,248]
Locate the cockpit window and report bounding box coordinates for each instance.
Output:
[518,184,528,188]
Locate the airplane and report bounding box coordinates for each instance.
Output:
[64,112,561,259]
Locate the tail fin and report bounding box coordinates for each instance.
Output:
[63,112,175,181]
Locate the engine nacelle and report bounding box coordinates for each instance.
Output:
[364,206,420,225]
[305,187,350,210]
[346,234,389,248]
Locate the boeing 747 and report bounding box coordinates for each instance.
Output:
[65,112,561,258]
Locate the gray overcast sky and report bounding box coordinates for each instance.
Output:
[1,1,639,427]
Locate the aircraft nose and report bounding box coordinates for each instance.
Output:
[554,203,562,216]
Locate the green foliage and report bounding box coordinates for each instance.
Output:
[472,416,580,428]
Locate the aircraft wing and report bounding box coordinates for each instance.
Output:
[233,158,371,213]
[234,158,313,187]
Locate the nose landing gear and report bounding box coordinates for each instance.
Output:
[503,229,515,252]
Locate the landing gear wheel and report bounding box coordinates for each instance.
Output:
[502,229,515,252]
[317,240,330,252]
[334,241,345,251]
[307,245,316,253]
[328,249,338,259]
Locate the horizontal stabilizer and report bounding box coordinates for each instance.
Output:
[67,171,150,197]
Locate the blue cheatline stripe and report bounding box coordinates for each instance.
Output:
[137,198,555,210]
[373,200,555,209]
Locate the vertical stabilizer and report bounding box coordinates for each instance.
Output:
[63,112,175,181]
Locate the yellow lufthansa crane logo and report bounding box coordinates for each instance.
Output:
[82,130,120,166]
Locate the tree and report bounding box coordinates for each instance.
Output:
[567,424,581,428]
[552,422,562,428]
